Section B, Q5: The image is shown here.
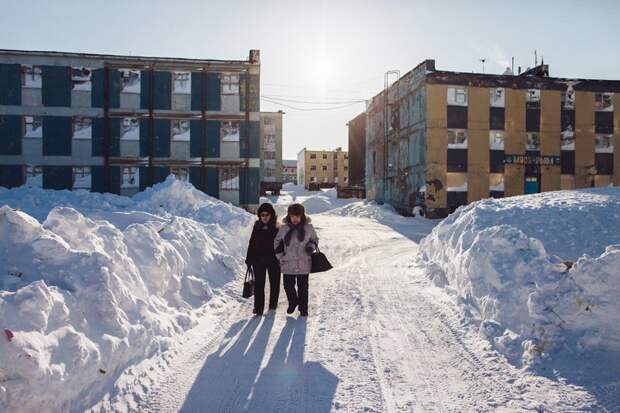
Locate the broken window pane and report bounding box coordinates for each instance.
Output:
[448,129,468,149]
[595,92,614,111]
[171,167,189,181]
[72,67,92,91]
[121,118,140,140]
[489,130,505,150]
[220,166,239,190]
[171,119,190,141]
[121,70,140,93]
[23,116,43,138]
[595,135,614,153]
[526,132,540,151]
[173,71,191,94]
[73,117,92,140]
[561,128,575,150]
[561,84,576,109]
[490,88,505,107]
[489,173,505,192]
[221,121,240,142]
[121,167,139,188]
[526,89,540,109]
[447,87,467,106]
[72,167,91,190]
[21,65,42,88]
[221,73,239,95]
[25,165,43,187]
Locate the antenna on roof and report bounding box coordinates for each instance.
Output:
[511,57,514,73]
[479,58,486,73]
[534,49,538,66]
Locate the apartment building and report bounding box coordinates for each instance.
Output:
[0,49,261,210]
[297,147,349,189]
[259,110,283,194]
[365,60,619,218]
[347,112,366,187]
[282,159,297,184]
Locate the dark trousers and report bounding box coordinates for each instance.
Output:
[283,274,309,313]
[253,261,281,313]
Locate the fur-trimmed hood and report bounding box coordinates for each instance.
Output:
[282,215,312,225]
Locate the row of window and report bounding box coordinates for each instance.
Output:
[309,176,348,183]
[446,148,614,175]
[447,129,614,152]
[309,153,349,160]
[19,65,240,95]
[446,105,614,134]
[447,86,614,111]
[2,165,241,191]
[309,165,349,171]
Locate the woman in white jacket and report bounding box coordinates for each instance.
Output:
[274,203,318,317]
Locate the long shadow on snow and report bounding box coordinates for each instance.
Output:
[179,315,339,413]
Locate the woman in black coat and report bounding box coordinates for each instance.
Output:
[245,202,281,316]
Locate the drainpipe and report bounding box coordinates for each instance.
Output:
[383,70,400,204]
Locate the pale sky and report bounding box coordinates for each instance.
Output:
[2,0,620,159]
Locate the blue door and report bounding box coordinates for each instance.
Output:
[524,177,539,194]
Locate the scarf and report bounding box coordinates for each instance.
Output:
[284,223,305,246]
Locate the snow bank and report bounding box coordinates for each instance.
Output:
[0,177,253,412]
[262,184,361,215]
[417,188,620,366]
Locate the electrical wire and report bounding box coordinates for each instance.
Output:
[262,95,366,105]
[261,97,364,111]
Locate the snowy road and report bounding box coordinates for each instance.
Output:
[134,215,595,412]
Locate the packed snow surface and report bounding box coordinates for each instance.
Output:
[417,188,620,370]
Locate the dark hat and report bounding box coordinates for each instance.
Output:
[257,202,276,217]
[287,203,305,217]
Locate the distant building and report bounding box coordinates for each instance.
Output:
[282,159,297,184]
[297,147,348,189]
[365,59,619,218]
[0,48,262,211]
[259,111,283,195]
[347,112,366,187]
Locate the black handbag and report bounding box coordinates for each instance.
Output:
[242,266,255,298]
[311,247,333,273]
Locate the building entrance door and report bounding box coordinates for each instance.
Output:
[524,176,539,194]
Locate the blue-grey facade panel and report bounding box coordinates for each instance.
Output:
[42,116,72,156]
[0,64,21,105]
[42,165,73,190]
[139,166,170,191]
[239,166,260,205]
[91,165,121,194]
[92,69,121,108]
[239,121,260,158]
[42,66,71,107]
[140,71,172,110]
[189,166,218,197]
[0,165,24,188]
[190,72,221,111]
[139,119,171,157]
[189,120,203,157]
[92,118,121,157]
[239,74,260,112]
[206,120,220,158]
[0,115,22,155]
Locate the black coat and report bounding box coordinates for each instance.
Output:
[246,220,279,266]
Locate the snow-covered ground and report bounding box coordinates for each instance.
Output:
[1,182,618,412]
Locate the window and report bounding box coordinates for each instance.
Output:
[221,73,239,95]
[562,130,575,150]
[73,117,92,140]
[310,165,317,171]
[561,151,575,174]
[489,131,504,150]
[264,134,276,151]
[526,132,540,151]
[72,167,91,190]
[23,116,43,138]
[489,107,505,130]
[526,89,540,109]
[171,120,190,141]
[526,108,540,132]
[595,92,613,111]
[264,135,276,145]
[323,177,328,183]
[264,151,276,160]
[447,105,468,129]
[121,118,140,140]
[173,71,191,94]
[489,173,505,192]
[490,88,505,107]
[171,167,189,181]
[595,135,614,153]
[448,129,468,149]
[344,177,348,183]
[71,67,92,91]
[322,165,327,171]
[344,154,348,160]
[21,65,42,88]
[344,166,348,171]
[264,168,275,177]
[263,118,276,135]
[447,149,467,173]
[490,151,505,173]
[310,177,316,182]
[221,122,240,142]
[447,87,467,106]
[121,167,139,188]
[121,70,140,93]
[595,153,613,175]
[562,86,575,109]
[220,167,239,190]
[25,165,43,187]
[334,177,339,183]
[322,154,328,159]
[595,111,614,134]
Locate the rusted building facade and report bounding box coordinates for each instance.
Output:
[347,112,366,187]
[365,60,619,218]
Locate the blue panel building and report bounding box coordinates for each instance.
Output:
[0,49,262,211]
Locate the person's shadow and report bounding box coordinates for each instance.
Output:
[179,315,338,413]
[246,317,338,412]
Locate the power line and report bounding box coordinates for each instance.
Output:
[262,95,366,105]
[261,97,364,111]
